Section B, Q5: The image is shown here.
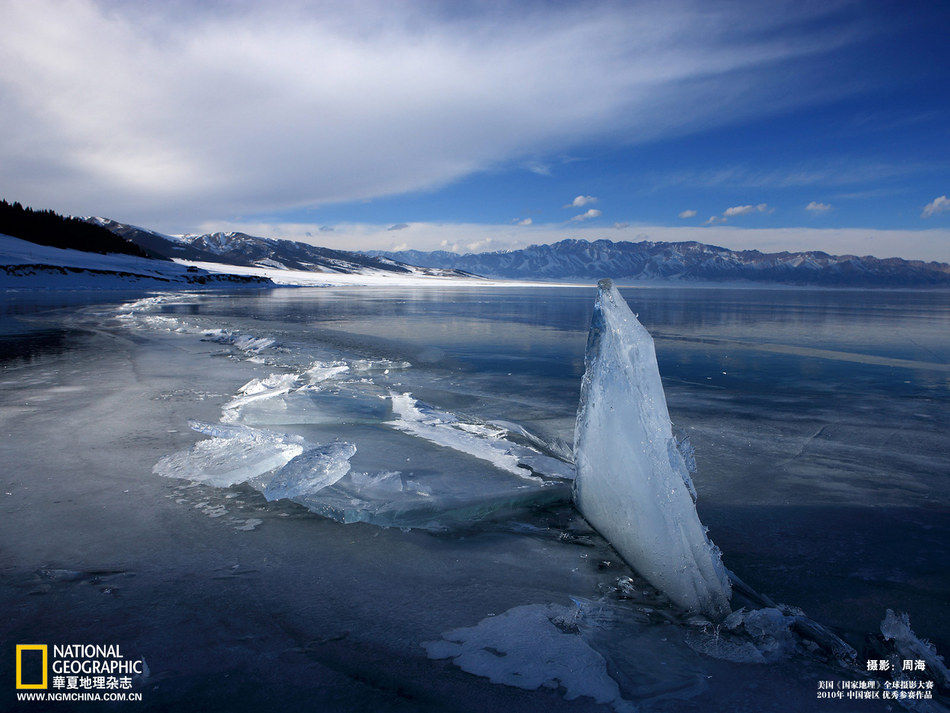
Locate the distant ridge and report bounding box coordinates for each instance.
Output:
[369,238,950,287]
[89,218,473,279]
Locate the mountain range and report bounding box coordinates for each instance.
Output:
[370,239,950,287]
[78,218,950,287]
[87,218,471,279]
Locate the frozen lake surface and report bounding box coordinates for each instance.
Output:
[1,285,947,711]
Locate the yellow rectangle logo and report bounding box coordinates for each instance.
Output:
[15,644,47,689]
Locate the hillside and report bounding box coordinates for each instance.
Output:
[371,239,950,288]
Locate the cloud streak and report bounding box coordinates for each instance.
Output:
[0,0,870,229]
[724,203,770,217]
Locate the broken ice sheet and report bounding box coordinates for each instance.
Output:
[154,418,569,530]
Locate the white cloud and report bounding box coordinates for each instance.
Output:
[0,1,869,229]
[570,208,602,222]
[612,222,630,229]
[565,195,598,208]
[805,201,832,213]
[723,203,769,217]
[391,242,409,251]
[705,215,726,225]
[678,209,697,218]
[466,237,494,252]
[514,217,533,226]
[922,195,949,218]
[199,219,950,261]
[387,223,410,231]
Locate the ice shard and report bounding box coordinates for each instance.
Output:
[573,280,732,619]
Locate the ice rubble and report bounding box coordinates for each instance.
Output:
[573,280,732,619]
[154,366,572,528]
[155,417,568,529]
[881,609,950,689]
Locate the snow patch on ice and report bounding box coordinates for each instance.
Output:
[424,602,635,712]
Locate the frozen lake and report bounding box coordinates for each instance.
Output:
[1,285,947,711]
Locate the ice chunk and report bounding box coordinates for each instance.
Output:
[881,609,950,688]
[263,441,357,501]
[388,392,573,482]
[201,330,275,353]
[686,607,798,663]
[222,373,300,414]
[153,421,306,487]
[301,361,349,385]
[424,602,635,713]
[573,280,731,619]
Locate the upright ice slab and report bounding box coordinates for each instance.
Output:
[574,280,732,619]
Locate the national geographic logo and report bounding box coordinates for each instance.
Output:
[15,645,47,689]
[14,644,145,703]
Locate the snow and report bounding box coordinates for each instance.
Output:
[0,233,266,288]
[573,279,732,619]
[172,258,572,287]
[0,232,582,289]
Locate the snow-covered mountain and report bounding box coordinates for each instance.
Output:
[88,218,472,279]
[0,233,272,289]
[370,239,950,287]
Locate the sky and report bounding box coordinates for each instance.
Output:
[0,0,948,260]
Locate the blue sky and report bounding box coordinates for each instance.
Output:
[0,0,948,259]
